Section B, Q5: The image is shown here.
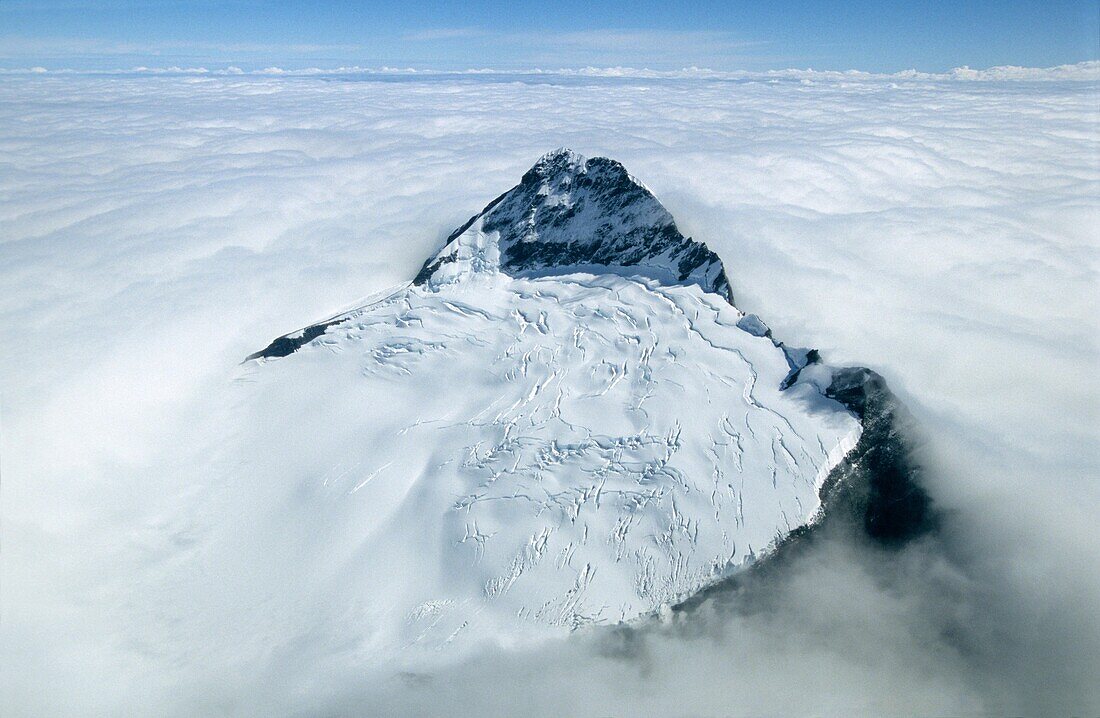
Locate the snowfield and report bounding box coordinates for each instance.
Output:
[243,270,858,654]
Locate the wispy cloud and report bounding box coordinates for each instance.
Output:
[401,27,775,67]
[0,34,365,61]
[402,27,487,42]
[510,29,766,52]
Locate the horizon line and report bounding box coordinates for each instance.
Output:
[2,59,1099,82]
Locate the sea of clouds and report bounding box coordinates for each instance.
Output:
[1,67,1097,716]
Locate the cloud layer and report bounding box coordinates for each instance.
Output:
[3,60,1099,80]
[1,70,1097,715]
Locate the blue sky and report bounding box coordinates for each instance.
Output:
[0,0,1097,72]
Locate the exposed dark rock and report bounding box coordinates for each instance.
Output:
[244,319,345,361]
[413,149,734,303]
[822,367,935,543]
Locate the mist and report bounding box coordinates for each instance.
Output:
[1,68,1097,716]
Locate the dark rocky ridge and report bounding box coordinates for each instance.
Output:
[414,149,734,302]
[244,320,339,362]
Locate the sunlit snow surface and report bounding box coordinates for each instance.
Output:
[235,147,858,653]
[1,68,1098,716]
[242,270,857,650]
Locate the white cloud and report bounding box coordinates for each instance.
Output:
[0,69,1097,716]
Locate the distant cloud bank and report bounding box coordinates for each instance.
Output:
[1,59,1098,81]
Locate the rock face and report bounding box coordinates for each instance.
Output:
[413,149,733,302]
[822,367,933,543]
[244,150,930,658]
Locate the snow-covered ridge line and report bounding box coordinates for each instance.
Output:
[3,60,1098,81]
[250,149,734,360]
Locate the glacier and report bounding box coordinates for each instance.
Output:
[242,149,889,658]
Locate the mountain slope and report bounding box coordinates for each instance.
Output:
[243,150,928,660]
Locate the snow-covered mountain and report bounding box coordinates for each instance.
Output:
[243,150,918,660]
[413,149,732,301]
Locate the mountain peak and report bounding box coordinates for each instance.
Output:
[415,150,733,302]
[522,147,586,181]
